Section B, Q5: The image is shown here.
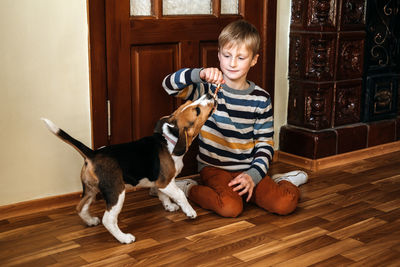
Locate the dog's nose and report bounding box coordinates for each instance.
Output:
[206,93,213,100]
[203,92,217,108]
[205,93,216,104]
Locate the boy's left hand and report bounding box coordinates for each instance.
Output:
[228,173,255,202]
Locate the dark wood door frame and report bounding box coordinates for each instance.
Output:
[88,0,108,148]
[87,0,277,149]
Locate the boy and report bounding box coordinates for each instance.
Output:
[162,20,307,217]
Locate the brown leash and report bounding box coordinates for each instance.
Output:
[214,84,222,99]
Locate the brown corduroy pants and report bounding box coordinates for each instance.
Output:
[189,166,301,218]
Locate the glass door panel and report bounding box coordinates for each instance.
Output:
[130,0,152,16]
[130,0,239,16]
[163,0,212,15]
[221,0,239,14]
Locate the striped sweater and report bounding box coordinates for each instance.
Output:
[162,68,274,184]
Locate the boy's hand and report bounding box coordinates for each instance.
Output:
[200,68,225,85]
[228,173,255,202]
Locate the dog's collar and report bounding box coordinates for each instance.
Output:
[163,131,177,146]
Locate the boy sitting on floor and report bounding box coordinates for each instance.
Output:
[161,20,307,217]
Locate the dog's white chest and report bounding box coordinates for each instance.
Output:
[172,155,184,177]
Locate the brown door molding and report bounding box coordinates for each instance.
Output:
[88,0,108,148]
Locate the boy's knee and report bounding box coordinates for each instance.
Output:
[272,193,299,215]
[217,197,243,218]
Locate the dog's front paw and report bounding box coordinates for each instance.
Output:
[187,211,197,219]
[184,207,197,219]
[117,233,135,244]
[164,203,180,212]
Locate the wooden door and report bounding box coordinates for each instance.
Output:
[88,0,277,175]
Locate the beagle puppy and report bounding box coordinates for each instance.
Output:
[42,93,216,243]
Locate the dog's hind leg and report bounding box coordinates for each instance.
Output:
[157,190,180,212]
[77,185,100,226]
[159,180,197,218]
[78,161,101,226]
[102,190,135,244]
[77,194,100,226]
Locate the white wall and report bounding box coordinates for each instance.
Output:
[273,0,291,148]
[0,0,91,205]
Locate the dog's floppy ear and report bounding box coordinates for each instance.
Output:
[159,117,188,156]
[173,128,188,156]
[163,120,187,156]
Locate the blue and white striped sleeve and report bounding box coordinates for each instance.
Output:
[245,96,275,184]
[162,68,210,101]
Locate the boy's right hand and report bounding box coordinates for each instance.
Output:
[200,68,225,85]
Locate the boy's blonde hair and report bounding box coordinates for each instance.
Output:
[218,20,260,57]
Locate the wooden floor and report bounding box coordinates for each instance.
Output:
[1,151,400,266]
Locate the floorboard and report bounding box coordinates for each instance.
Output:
[1,151,400,266]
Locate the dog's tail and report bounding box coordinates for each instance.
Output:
[41,118,94,159]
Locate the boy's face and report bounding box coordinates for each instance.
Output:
[218,43,259,88]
